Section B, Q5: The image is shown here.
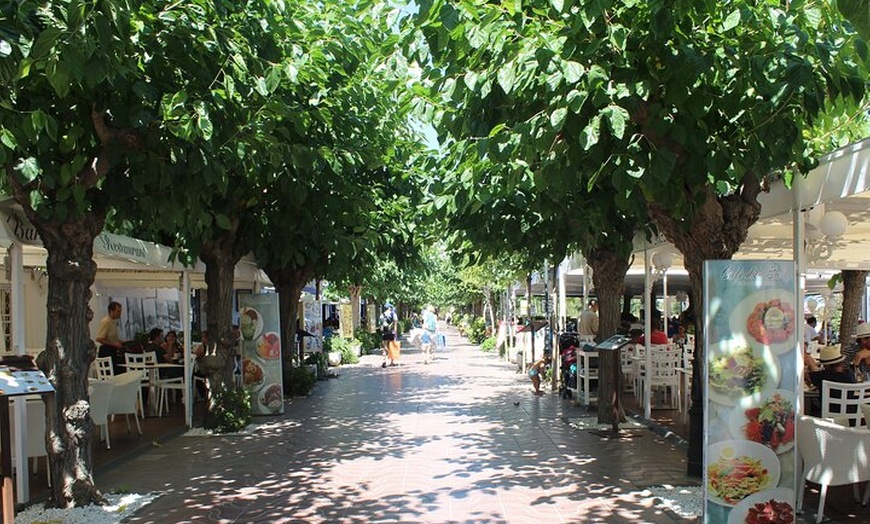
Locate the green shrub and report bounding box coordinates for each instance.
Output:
[212,387,252,433]
[304,352,328,377]
[325,336,360,365]
[467,317,487,344]
[358,331,382,355]
[480,336,496,352]
[284,363,316,397]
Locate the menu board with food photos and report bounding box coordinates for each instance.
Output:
[239,293,284,416]
[703,260,798,524]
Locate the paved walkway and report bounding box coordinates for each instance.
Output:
[96,326,700,523]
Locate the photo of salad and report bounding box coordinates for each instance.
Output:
[709,346,768,403]
[730,390,795,454]
[707,440,779,507]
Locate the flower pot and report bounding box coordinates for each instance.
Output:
[327,351,342,367]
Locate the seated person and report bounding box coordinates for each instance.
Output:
[632,320,669,345]
[162,330,183,362]
[144,327,164,355]
[805,344,856,417]
[148,328,182,380]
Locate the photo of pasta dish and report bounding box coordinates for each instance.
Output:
[708,453,771,505]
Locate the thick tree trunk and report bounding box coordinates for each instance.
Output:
[648,174,762,477]
[35,217,105,507]
[199,240,241,424]
[263,266,309,366]
[839,270,868,348]
[587,245,631,427]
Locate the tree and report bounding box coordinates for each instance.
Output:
[0,0,175,506]
[414,0,867,474]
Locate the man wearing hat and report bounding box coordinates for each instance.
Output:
[806,344,857,390]
[847,322,870,375]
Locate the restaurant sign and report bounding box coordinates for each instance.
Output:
[1,207,178,270]
[703,260,798,524]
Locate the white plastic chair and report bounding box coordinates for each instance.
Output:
[191,353,208,401]
[577,351,599,406]
[95,356,114,380]
[89,380,112,449]
[796,415,870,522]
[636,344,681,409]
[143,351,182,416]
[9,397,50,486]
[821,380,870,427]
[107,371,143,437]
[620,344,636,393]
[124,352,149,417]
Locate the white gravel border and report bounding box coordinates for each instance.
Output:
[641,485,702,519]
[15,492,157,524]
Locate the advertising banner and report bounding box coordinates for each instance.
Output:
[239,293,284,415]
[302,296,323,353]
[704,261,798,523]
[339,303,353,339]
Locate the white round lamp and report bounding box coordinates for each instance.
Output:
[819,211,848,238]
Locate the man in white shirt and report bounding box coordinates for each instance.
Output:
[804,316,820,353]
[577,299,599,342]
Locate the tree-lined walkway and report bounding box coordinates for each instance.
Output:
[96,326,699,523]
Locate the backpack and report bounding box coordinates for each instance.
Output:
[379,311,393,333]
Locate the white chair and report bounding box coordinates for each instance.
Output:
[796,415,870,523]
[576,351,599,406]
[145,351,183,416]
[620,344,636,393]
[191,354,208,401]
[106,371,143,437]
[95,356,114,380]
[89,380,112,449]
[636,344,681,409]
[124,352,149,417]
[9,397,50,486]
[821,380,870,427]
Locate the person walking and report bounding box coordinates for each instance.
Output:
[421,305,438,364]
[380,303,399,368]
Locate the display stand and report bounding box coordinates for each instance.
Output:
[590,335,632,436]
[0,355,54,522]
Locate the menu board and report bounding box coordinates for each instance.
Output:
[0,368,53,396]
[239,293,284,416]
[703,261,798,523]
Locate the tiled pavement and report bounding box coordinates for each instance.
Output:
[90,327,866,523]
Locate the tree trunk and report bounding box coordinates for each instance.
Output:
[587,245,631,427]
[34,216,105,507]
[263,266,310,367]
[199,239,241,429]
[483,285,496,337]
[648,174,762,477]
[349,284,361,337]
[839,270,868,348]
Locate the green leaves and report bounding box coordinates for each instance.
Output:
[722,9,741,32]
[601,105,629,140]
